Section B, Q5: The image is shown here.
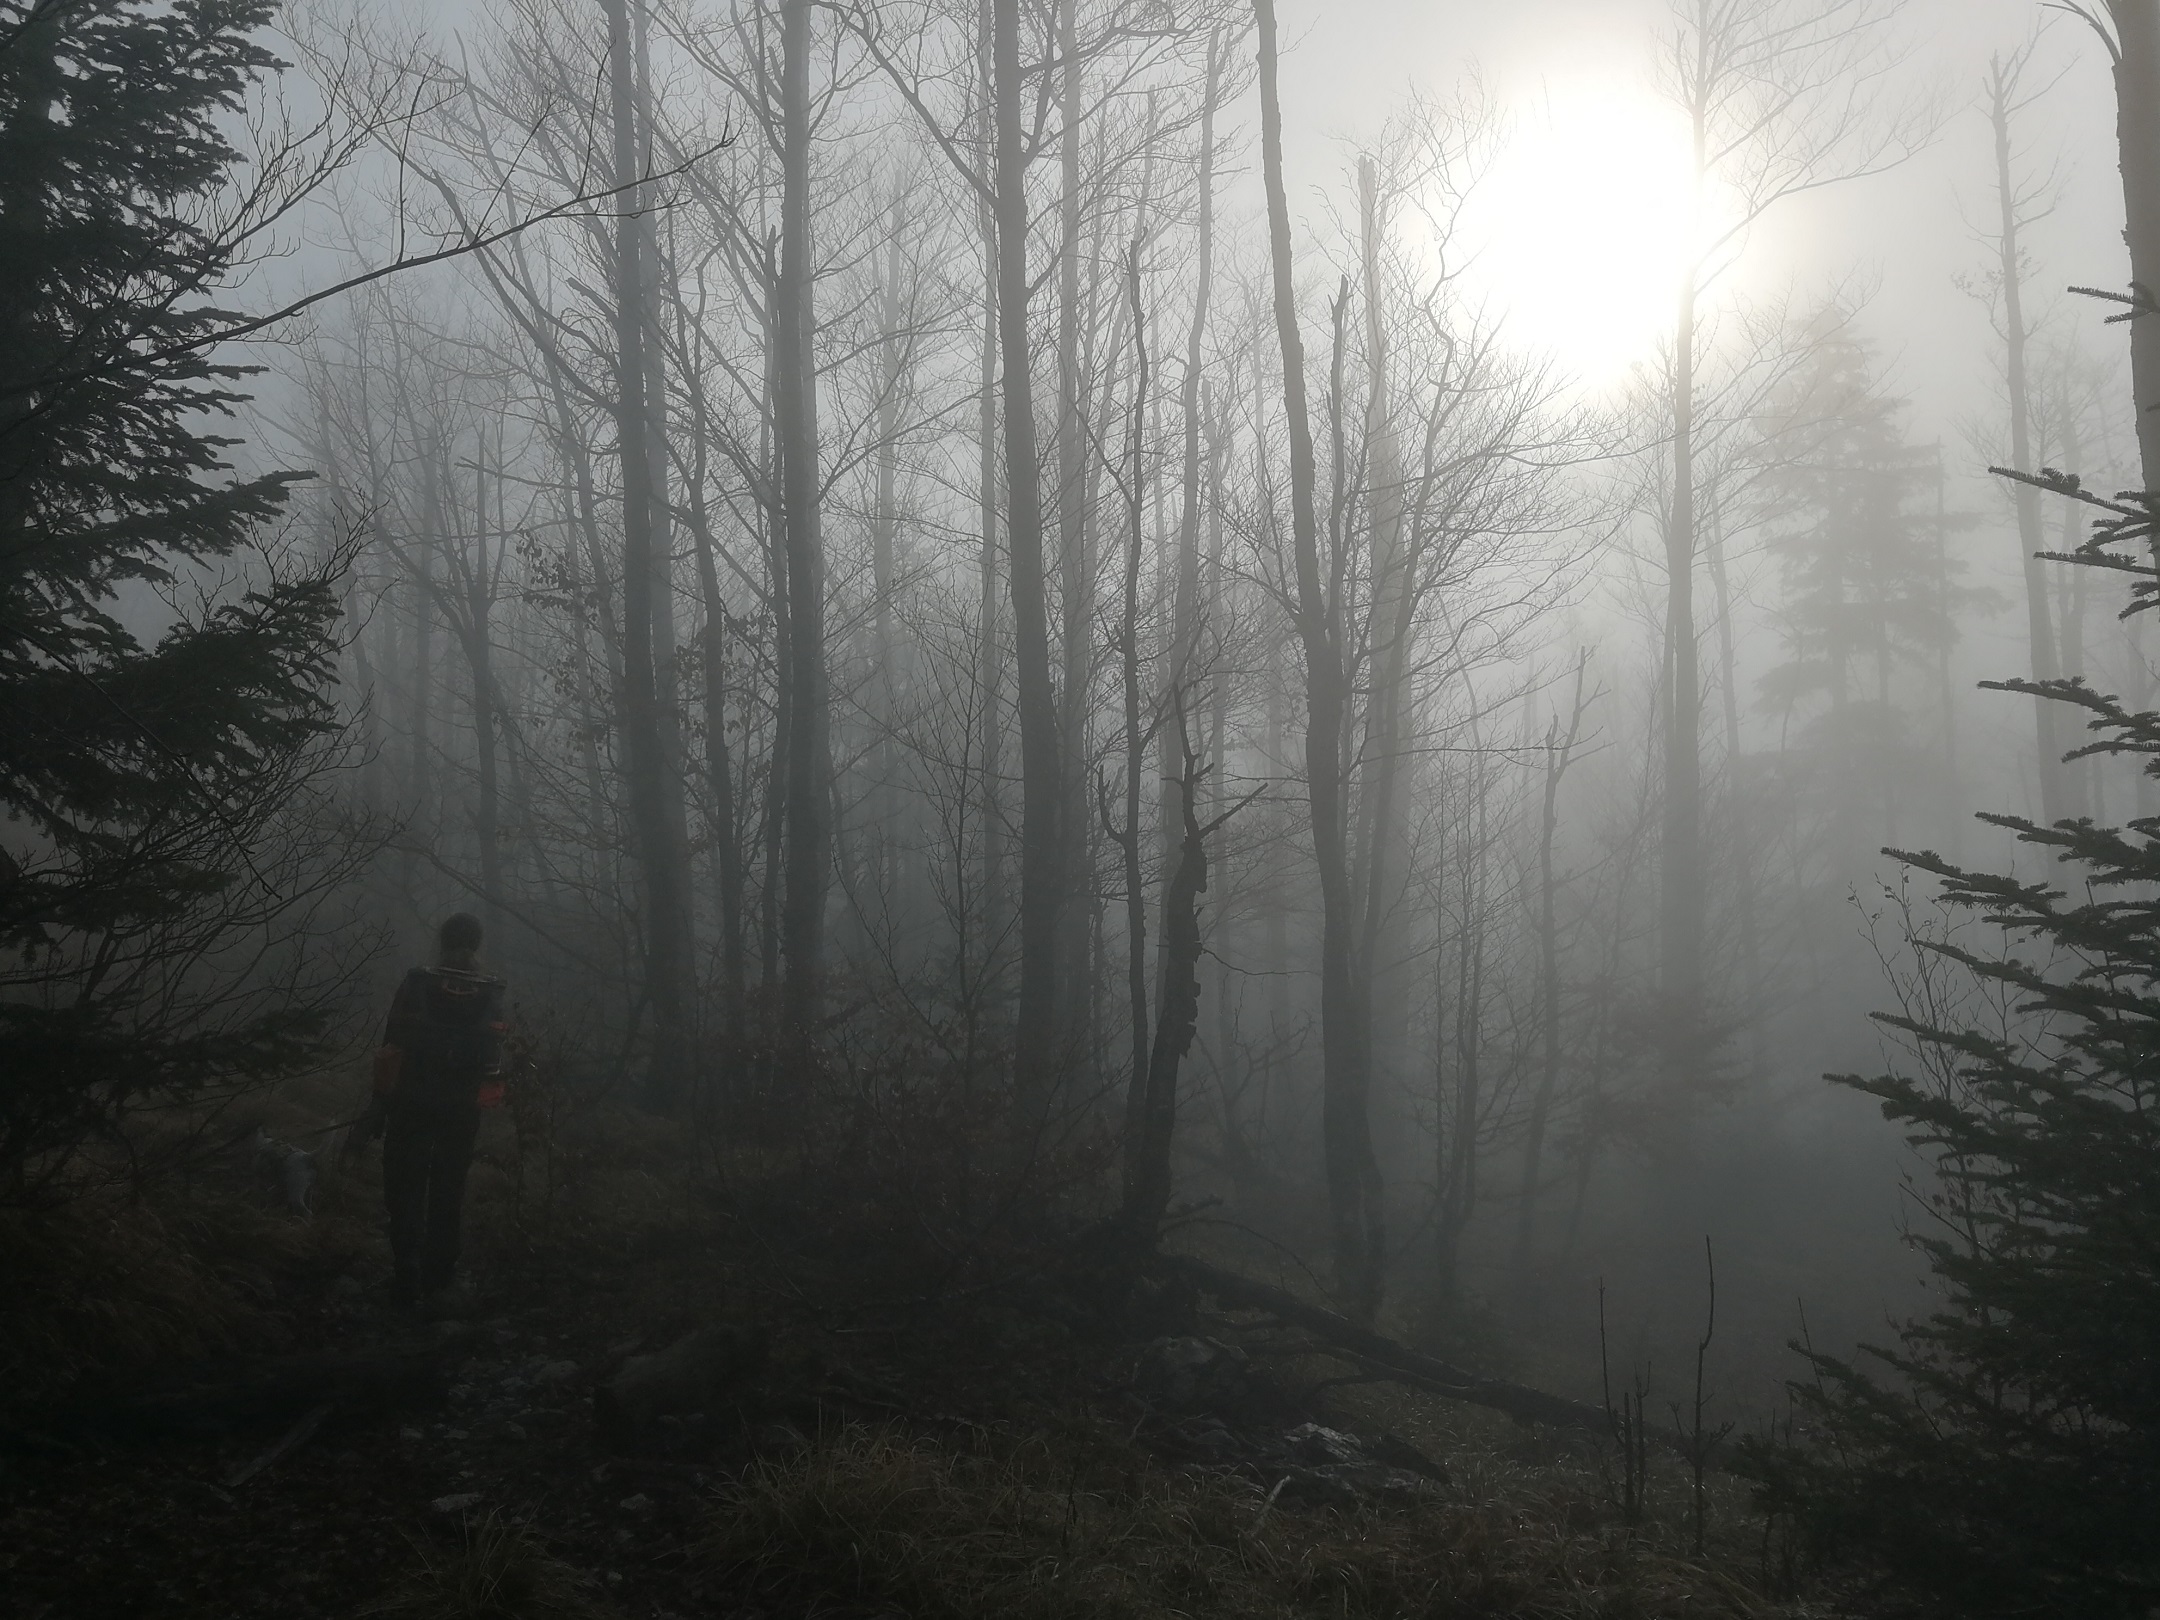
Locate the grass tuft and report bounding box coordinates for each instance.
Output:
[360,1511,622,1620]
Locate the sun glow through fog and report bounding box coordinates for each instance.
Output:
[1464,84,1706,389]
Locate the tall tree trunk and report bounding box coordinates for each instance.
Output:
[758,323,790,998]
[680,368,747,1056]
[1513,659,1587,1310]
[346,551,384,820]
[2059,402,2095,818]
[1254,0,1383,1322]
[1162,31,1221,844]
[1204,393,1234,1102]
[603,0,695,1109]
[869,194,907,922]
[1116,243,1153,1208]
[1439,740,1489,1315]
[776,0,831,1065]
[1156,34,1222,1131]
[1660,255,1706,1069]
[409,541,435,830]
[1989,60,2070,824]
[1932,445,1964,862]
[556,496,613,860]
[1702,495,1764,1075]
[976,188,1006,982]
[2132,606,2160,817]
[2106,1,2160,508]
[1354,152,1413,1117]
[636,5,691,959]
[1054,0,1095,1067]
[993,0,1064,1133]
[1126,721,1212,1236]
[466,447,504,929]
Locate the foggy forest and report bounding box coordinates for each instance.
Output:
[6,0,2160,1613]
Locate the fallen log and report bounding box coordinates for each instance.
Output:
[1151,1252,1629,1438]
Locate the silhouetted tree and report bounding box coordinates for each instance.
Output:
[1744,695,2160,1611]
[0,0,366,1195]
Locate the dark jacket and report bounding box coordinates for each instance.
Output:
[381,966,508,1110]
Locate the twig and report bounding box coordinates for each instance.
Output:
[223,1401,335,1489]
[2068,281,2156,323]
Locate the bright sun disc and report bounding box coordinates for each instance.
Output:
[1463,84,1702,389]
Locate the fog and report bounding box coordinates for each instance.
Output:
[263,0,2137,1384]
[10,0,2158,1610]
[269,0,2141,1366]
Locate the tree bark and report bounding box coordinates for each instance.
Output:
[1989,59,2070,825]
[1703,496,1765,1075]
[869,194,907,921]
[975,187,1006,983]
[1116,246,1152,1210]
[993,0,1064,1133]
[603,0,696,1110]
[1125,729,1211,1236]
[1254,0,1383,1322]
[682,427,746,1057]
[1162,30,1220,868]
[1513,659,1587,1309]
[1353,152,1412,1120]
[1054,0,1094,1064]
[2107,1,2160,505]
[775,0,831,1065]
[465,447,504,928]
[1660,260,1706,1062]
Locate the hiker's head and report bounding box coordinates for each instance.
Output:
[438,912,484,970]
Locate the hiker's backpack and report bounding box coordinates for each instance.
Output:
[386,967,507,1105]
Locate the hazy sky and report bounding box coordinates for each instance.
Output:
[1270,0,2130,435]
[316,0,2139,508]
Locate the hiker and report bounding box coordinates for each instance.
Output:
[361,912,508,1314]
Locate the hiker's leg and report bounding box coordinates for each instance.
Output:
[381,1109,428,1304]
[419,1107,482,1293]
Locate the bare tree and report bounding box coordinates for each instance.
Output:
[1513,653,1593,1305]
[1653,0,1925,1074]
[1981,41,2078,821]
[773,0,833,1066]
[1253,0,1382,1319]
[602,0,698,1108]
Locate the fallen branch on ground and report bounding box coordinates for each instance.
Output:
[223,1400,335,1488]
[1152,1252,1665,1440]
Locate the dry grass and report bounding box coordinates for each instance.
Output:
[359,1511,624,1620]
[0,1186,327,1410]
[0,1078,390,1416]
[700,1420,1775,1620]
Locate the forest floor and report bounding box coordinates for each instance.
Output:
[1,1085,1830,1620]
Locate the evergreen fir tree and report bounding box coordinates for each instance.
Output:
[0,0,357,1196]
[1745,652,2160,1612]
[1757,321,1969,857]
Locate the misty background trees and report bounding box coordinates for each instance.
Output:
[7,1,2160,1605]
